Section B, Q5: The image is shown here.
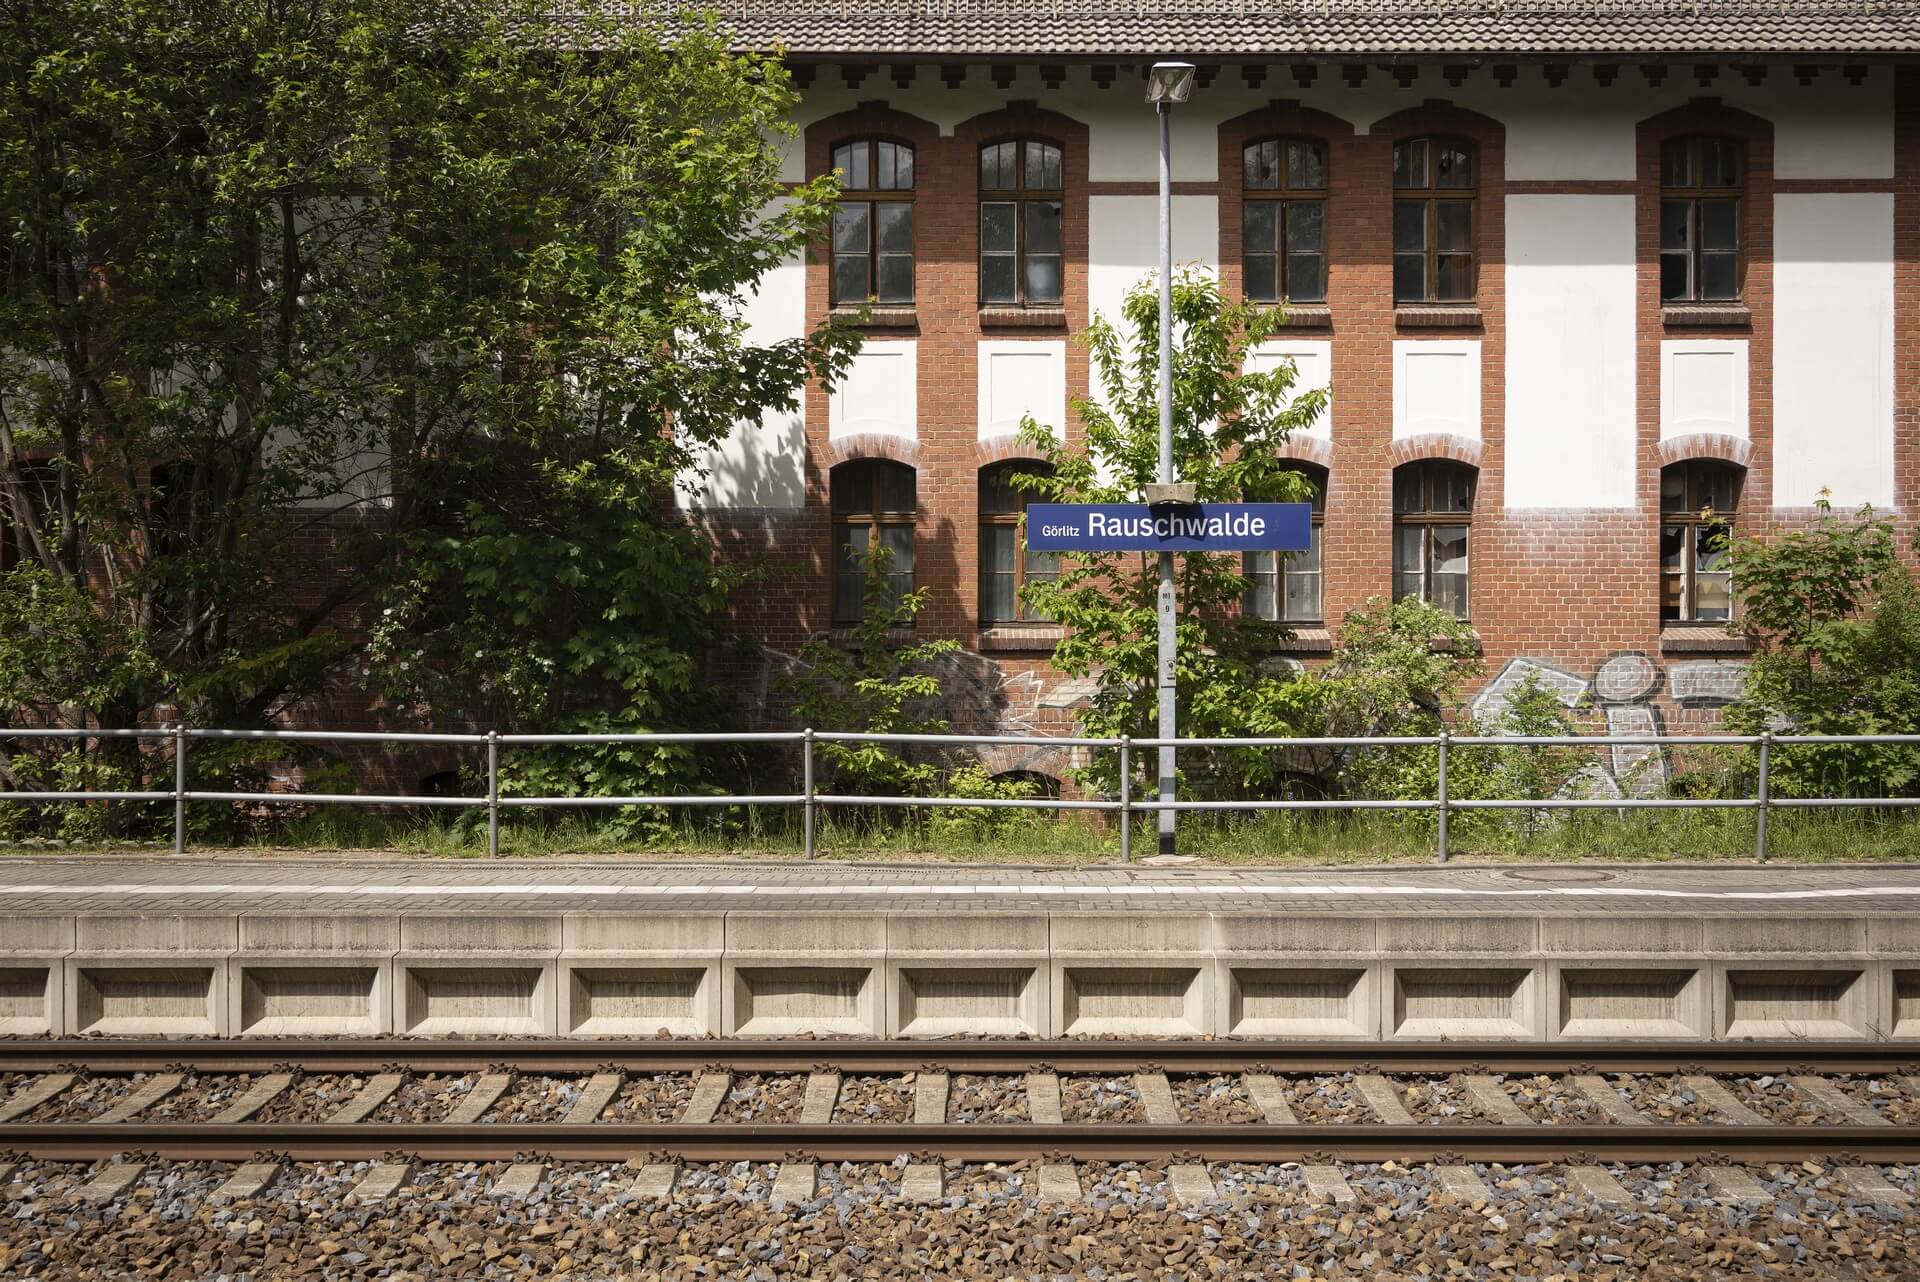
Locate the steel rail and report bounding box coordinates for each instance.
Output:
[1,1121,1913,1165]
[6,1038,1918,1076]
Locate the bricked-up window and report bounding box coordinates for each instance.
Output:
[1660,460,1741,623]
[1243,465,1326,623]
[1392,137,1475,304]
[1660,136,1741,303]
[1242,139,1327,304]
[979,462,1059,624]
[979,140,1064,306]
[831,140,915,305]
[831,460,916,625]
[1392,460,1473,619]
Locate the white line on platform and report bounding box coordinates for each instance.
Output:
[2,881,1919,901]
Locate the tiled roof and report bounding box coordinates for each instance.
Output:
[691,1,1920,57]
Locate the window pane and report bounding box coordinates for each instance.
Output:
[1026,142,1062,190]
[1432,571,1468,619]
[877,142,912,190]
[1284,565,1321,623]
[846,142,870,190]
[881,521,914,575]
[877,464,915,513]
[877,202,912,252]
[982,254,1017,303]
[1286,253,1324,303]
[1696,524,1731,572]
[1436,201,1471,252]
[1244,254,1279,302]
[1701,251,1737,300]
[1440,466,1473,513]
[1243,200,1277,254]
[1661,138,1691,188]
[1393,468,1421,513]
[1660,251,1691,302]
[1287,140,1326,190]
[1432,525,1468,574]
[876,254,913,304]
[832,464,869,514]
[1702,139,1739,188]
[1394,525,1424,575]
[1244,140,1279,190]
[1393,139,1426,189]
[1025,254,1062,305]
[980,202,1016,252]
[1393,254,1426,303]
[1243,552,1276,620]
[1393,201,1426,252]
[1695,571,1732,621]
[1286,200,1323,252]
[1661,470,1688,512]
[1701,199,1737,251]
[981,142,1015,191]
[1436,255,1472,301]
[1435,142,1472,188]
[1025,200,1062,253]
[1701,466,1739,513]
[984,571,1015,622]
[832,143,854,185]
[1660,200,1691,252]
[981,467,1020,513]
[832,204,869,253]
[1660,570,1685,622]
[833,254,869,305]
[984,523,1016,573]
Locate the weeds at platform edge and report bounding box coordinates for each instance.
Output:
[12,804,1918,864]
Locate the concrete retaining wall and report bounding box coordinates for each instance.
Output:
[6,910,1916,1040]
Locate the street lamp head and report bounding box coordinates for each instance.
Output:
[1146,62,1197,105]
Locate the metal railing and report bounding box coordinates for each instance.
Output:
[3,725,1919,863]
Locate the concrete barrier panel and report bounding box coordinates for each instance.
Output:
[401,963,556,1036]
[1893,970,1920,1039]
[1700,917,1868,957]
[1548,963,1707,1041]
[75,913,237,954]
[723,913,884,1037]
[1388,965,1541,1040]
[1540,917,1704,957]
[887,914,1047,1038]
[0,917,72,1036]
[69,963,223,1036]
[1058,966,1207,1037]
[1382,917,1538,956]
[1220,965,1375,1039]
[1211,916,1379,956]
[231,915,398,1036]
[1716,963,1875,1040]
[560,914,722,1037]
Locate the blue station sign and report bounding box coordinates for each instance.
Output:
[1027,502,1314,553]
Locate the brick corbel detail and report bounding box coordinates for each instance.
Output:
[1387,433,1485,470]
[1654,432,1754,470]
[818,433,924,470]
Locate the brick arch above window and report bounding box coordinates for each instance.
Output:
[1656,432,1755,470]
[972,433,1052,468]
[1218,103,1351,311]
[955,104,1089,327]
[1637,102,1772,318]
[1274,434,1336,469]
[1387,432,1484,471]
[818,432,923,471]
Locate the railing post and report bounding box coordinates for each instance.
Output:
[1435,728,1451,864]
[486,730,500,859]
[172,722,187,856]
[1118,736,1132,865]
[1754,729,1772,863]
[802,728,816,861]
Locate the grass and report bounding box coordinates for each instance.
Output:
[9,801,1909,865]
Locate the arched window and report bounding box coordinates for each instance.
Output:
[1660,136,1741,303]
[1392,137,1475,303]
[1392,460,1474,619]
[1241,138,1327,304]
[831,460,916,624]
[1660,460,1741,623]
[979,139,1063,306]
[831,139,915,305]
[1243,464,1326,623]
[979,462,1058,623]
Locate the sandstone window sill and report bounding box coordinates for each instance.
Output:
[979,305,1068,329]
[1660,625,1752,655]
[979,624,1065,651]
[1430,631,1482,655]
[1270,626,1333,654]
[1268,304,1333,329]
[830,305,918,329]
[1395,304,1482,329]
[1662,303,1751,328]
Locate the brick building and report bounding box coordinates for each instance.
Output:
[677,3,1920,790]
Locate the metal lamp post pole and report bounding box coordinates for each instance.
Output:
[1155,96,1177,858]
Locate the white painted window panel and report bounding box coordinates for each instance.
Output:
[1247,340,1332,439]
[828,340,918,441]
[977,340,1068,440]
[1660,340,1749,442]
[1393,340,1481,441]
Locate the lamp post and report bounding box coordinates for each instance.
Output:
[1145,61,1195,857]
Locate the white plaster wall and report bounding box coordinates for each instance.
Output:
[1247,340,1333,439]
[1504,194,1636,507]
[978,340,1067,439]
[679,245,807,509]
[1393,340,1481,442]
[1088,194,1219,334]
[1660,340,1750,441]
[1774,193,1895,508]
[829,340,918,441]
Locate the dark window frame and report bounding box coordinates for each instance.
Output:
[1392,459,1475,620]
[1660,459,1742,625]
[830,459,917,625]
[830,138,916,306]
[1392,136,1477,304]
[1659,135,1743,304]
[978,461,1060,624]
[1243,464,1327,625]
[1240,137,1329,304]
[978,138,1065,308]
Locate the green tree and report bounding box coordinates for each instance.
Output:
[0,1,853,818]
[1725,499,1920,798]
[1015,270,1326,794]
